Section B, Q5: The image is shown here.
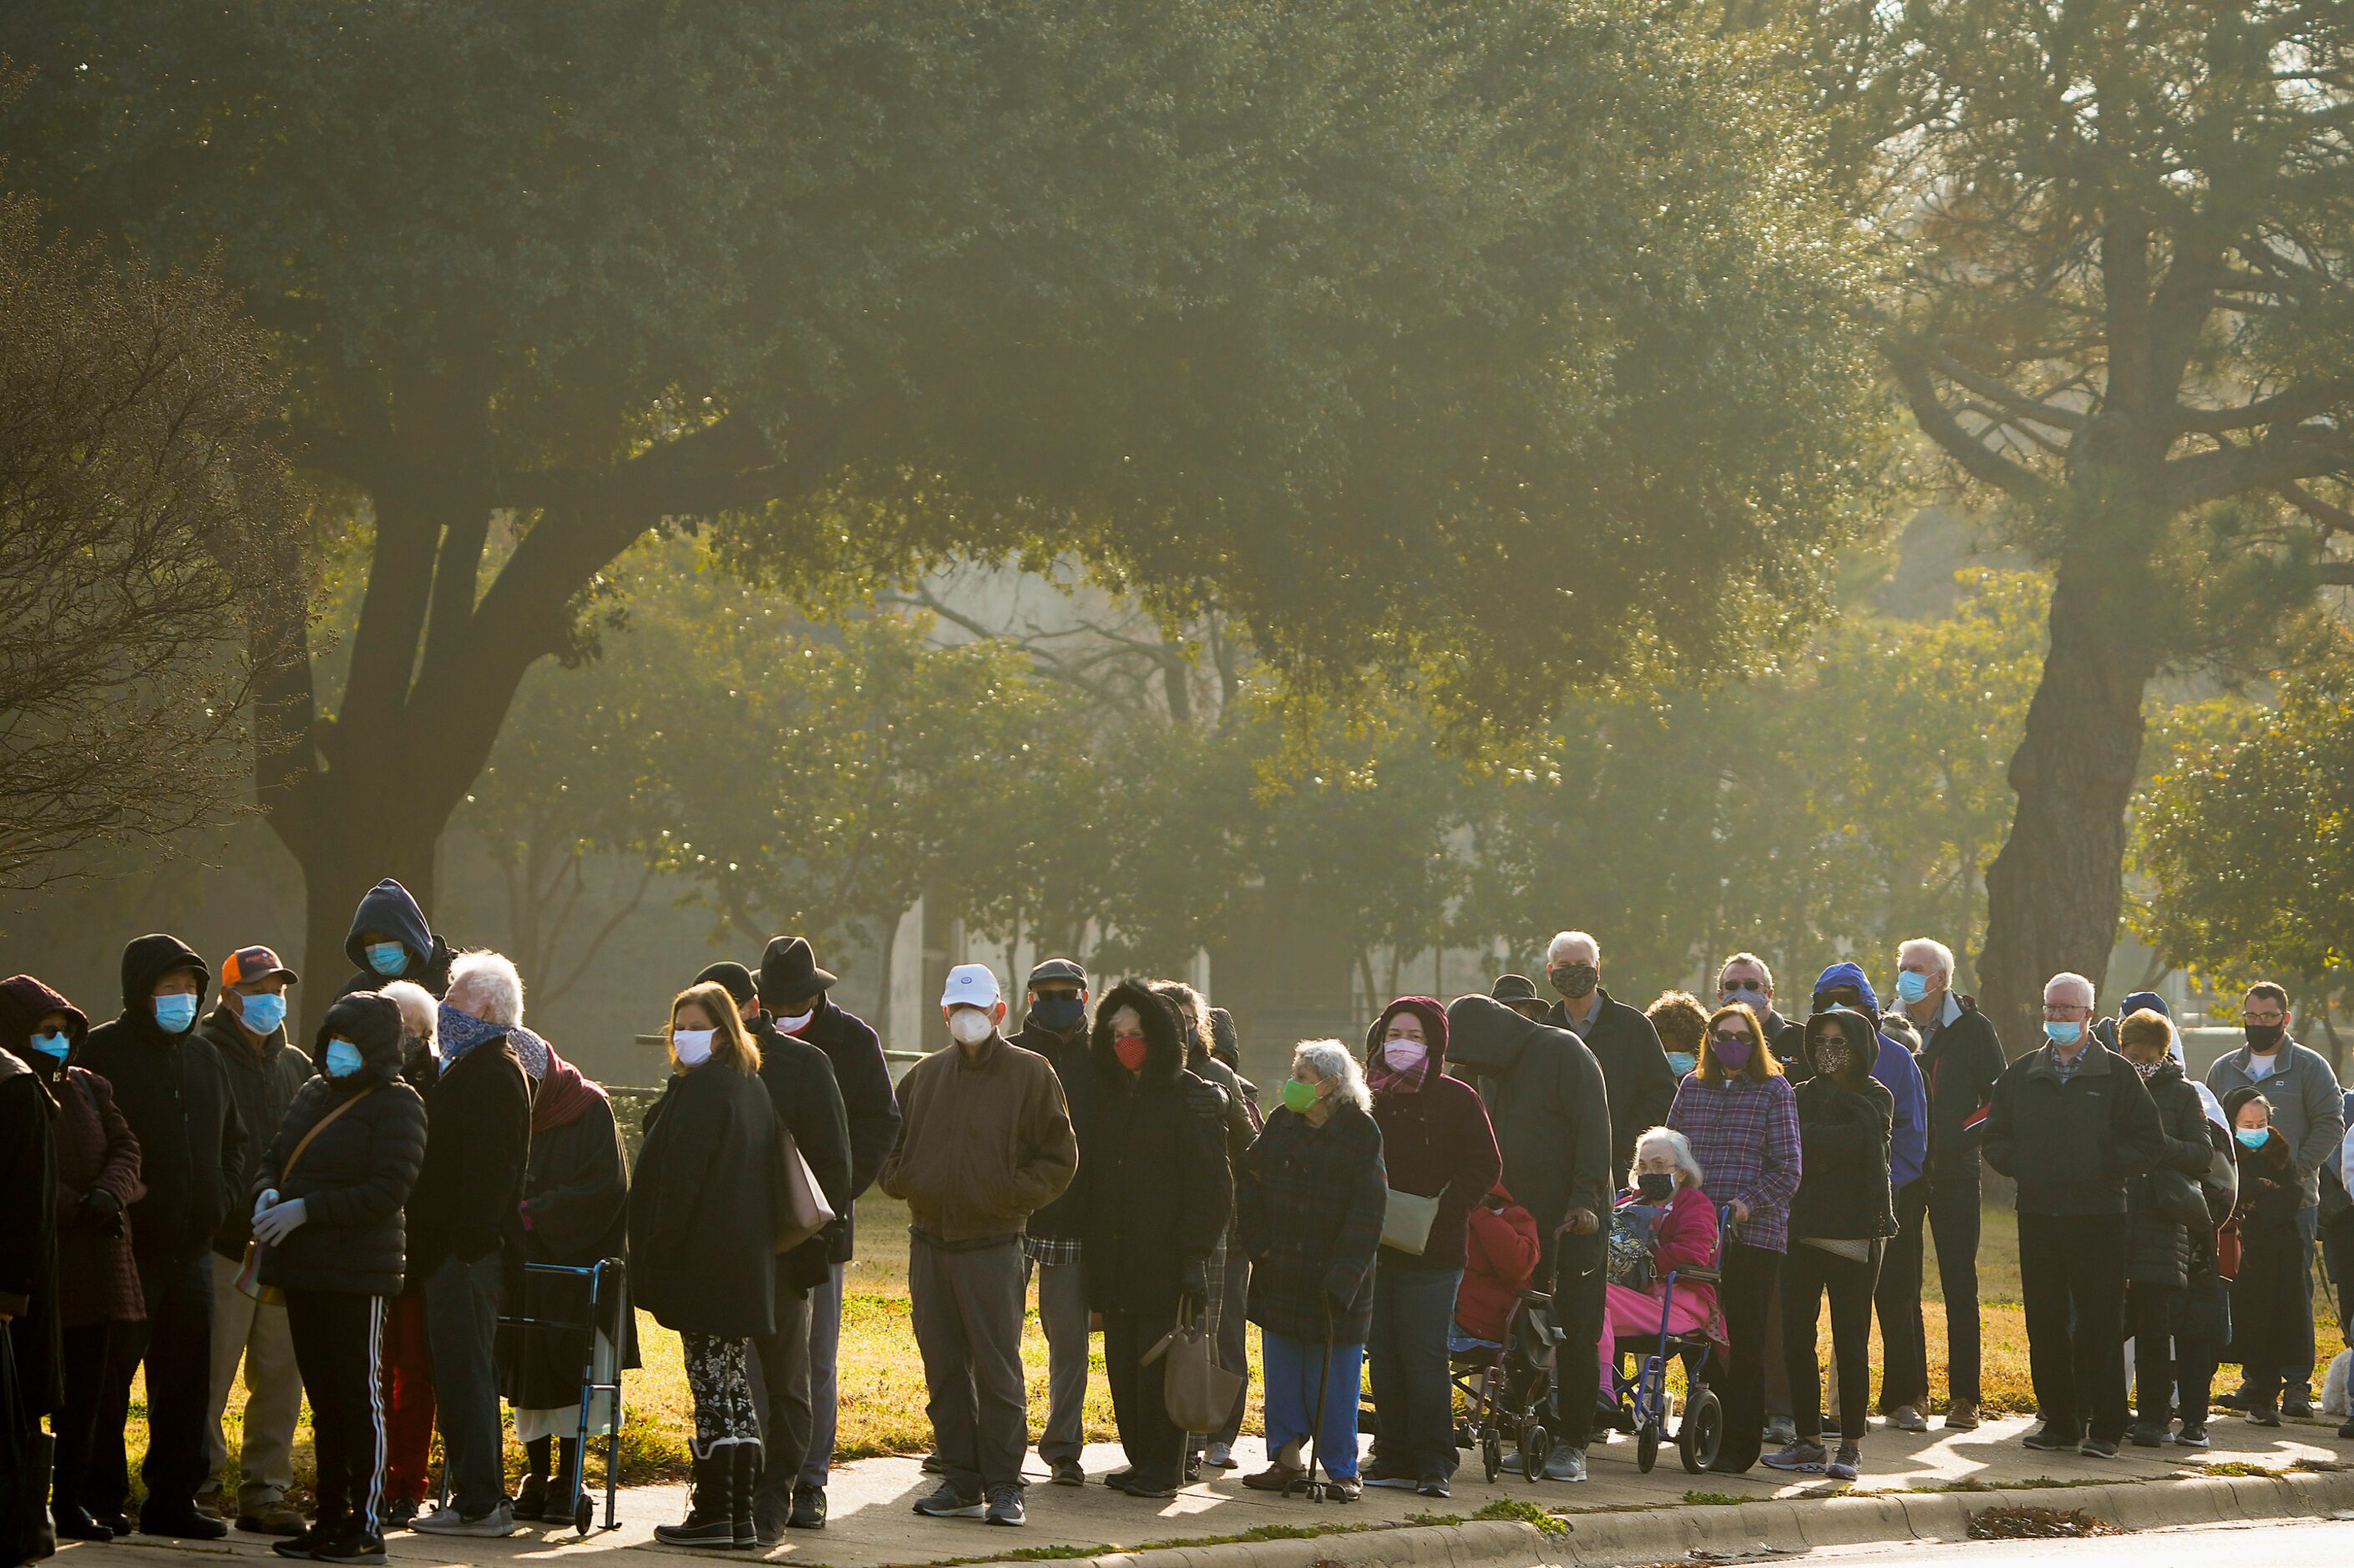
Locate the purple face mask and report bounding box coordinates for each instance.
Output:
[1710,1032,1754,1071]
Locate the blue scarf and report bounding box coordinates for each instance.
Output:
[437,1002,551,1080]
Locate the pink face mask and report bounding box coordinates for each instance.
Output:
[1384,1039,1428,1072]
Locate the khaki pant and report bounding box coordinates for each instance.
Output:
[203,1252,302,1510]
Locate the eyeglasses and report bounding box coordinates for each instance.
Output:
[2241,1009,2286,1024]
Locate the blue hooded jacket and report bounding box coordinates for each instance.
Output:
[1810,961,1928,1189]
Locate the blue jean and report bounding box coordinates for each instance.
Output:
[796,1261,844,1487]
[423,1252,506,1515]
[1261,1328,1364,1480]
[1367,1265,1463,1479]
[2291,1206,2319,1395]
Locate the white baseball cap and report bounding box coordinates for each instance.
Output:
[940,963,1002,1010]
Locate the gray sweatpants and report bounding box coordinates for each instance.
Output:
[1032,1258,1091,1465]
[910,1234,1029,1495]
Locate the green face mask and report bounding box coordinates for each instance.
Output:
[1282,1078,1319,1115]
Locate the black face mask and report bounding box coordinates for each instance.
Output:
[1550,964,1599,1001]
[1636,1171,1675,1203]
[1030,994,1086,1034]
[2245,1022,2286,1053]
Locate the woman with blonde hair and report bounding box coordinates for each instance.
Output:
[628,981,779,1549]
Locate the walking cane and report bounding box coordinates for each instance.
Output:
[1285,1301,1334,1502]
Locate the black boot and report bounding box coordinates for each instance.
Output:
[548,1439,584,1525]
[516,1437,552,1522]
[653,1450,737,1548]
[731,1446,760,1550]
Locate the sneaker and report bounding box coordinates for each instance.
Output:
[272,1520,337,1559]
[1943,1402,1980,1431]
[920,1451,948,1474]
[1204,1442,1237,1469]
[1049,1459,1086,1487]
[311,1530,389,1565]
[1243,1464,1305,1491]
[1497,1453,1525,1475]
[413,1501,519,1538]
[1541,1446,1587,1483]
[1416,1474,1450,1499]
[2128,1422,2165,1449]
[2340,1418,2354,1443]
[1827,1444,1860,1482]
[754,1490,792,1548]
[2078,1436,2119,1458]
[912,1481,984,1519]
[789,1483,828,1530]
[2021,1424,2080,1452]
[2245,1404,2282,1429]
[1886,1404,1928,1434]
[381,1498,420,1533]
[2175,1423,2210,1449]
[241,1501,310,1536]
[1763,1440,1827,1473]
[2215,1387,2250,1411]
[985,1486,1025,1527]
[1363,1474,1419,1490]
[1764,1416,1798,1446]
[2283,1392,2314,1419]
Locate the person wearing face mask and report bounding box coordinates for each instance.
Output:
[1010,959,1096,1488]
[2222,1089,2305,1429]
[1982,971,2166,1458]
[880,964,1076,1528]
[1062,983,1231,1500]
[369,983,441,1530]
[2205,982,2344,1419]
[248,990,428,1566]
[192,945,310,1535]
[77,933,248,1540]
[1236,1041,1386,1501]
[335,878,458,1001]
[1665,1002,1798,1474]
[2114,1010,2231,1449]
[1541,931,1677,1177]
[1764,1008,1894,1482]
[1715,953,1803,1075]
[1595,1128,1719,1389]
[691,959,851,1543]
[1643,992,1708,1085]
[629,984,780,1549]
[1,975,144,1545]
[1359,998,1498,1500]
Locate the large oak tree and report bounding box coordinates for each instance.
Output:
[3,0,1882,1013]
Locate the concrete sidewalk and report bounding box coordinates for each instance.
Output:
[53,1414,2354,1568]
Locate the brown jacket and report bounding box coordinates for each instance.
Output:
[878,1033,1077,1244]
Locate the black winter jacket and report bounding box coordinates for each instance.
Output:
[2125,1058,2228,1288]
[1983,1040,2166,1216]
[630,1057,779,1340]
[78,934,249,1267]
[1016,1015,1094,1244]
[1238,1101,1387,1343]
[407,1034,531,1274]
[504,1094,640,1409]
[1071,981,1231,1317]
[335,878,456,999]
[797,999,899,1263]
[1446,995,1612,1253]
[200,1002,313,1259]
[1914,997,2006,1188]
[1547,988,1678,1176]
[752,1011,853,1290]
[1789,1009,1896,1243]
[255,994,428,1297]
[0,1050,60,1414]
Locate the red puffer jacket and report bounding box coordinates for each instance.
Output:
[1453,1182,1541,1343]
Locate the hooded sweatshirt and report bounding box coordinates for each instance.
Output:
[77,934,248,1267]
[1446,994,1612,1248]
[337,878,455,999]
[1364,998,1499,1272]
[1789,1008,1896,1243]
[1808,962,1928,1191]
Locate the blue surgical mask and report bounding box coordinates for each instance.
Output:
[2235,1127,2268,1151]
[28,1031,69,1062]
[1896,971,1931,1004]
[366,942,409,977]
[1665,1051,1698,1079]
[2043,1019,2082,1046]
[154,993,199,1033]
[240,993,288,1035]
[324,1039,365,1079]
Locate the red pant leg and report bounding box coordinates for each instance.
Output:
[379,1292,437,1504]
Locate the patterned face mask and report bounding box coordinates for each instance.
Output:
[2129,1056,2162,1080]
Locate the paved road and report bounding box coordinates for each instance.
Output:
[1773,1515,2354,1565]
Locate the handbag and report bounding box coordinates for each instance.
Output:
[2148,1165,2212,1230]
[1380,1187,1442,1256]
[238,1087,377,1306]
[1141,1302,1243,1434]
[771,1132,837,1256]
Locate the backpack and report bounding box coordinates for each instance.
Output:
[1607,1196,1667,1291]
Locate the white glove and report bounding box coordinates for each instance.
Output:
[253,1188,280,1221]
[252,1198,309,1245]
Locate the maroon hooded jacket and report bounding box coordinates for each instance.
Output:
[1363,997,1501,1273]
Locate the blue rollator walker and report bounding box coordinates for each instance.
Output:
[1601,1204,1733,1474]
[473,1257,628,1534]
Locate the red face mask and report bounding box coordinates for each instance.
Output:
[1113,1034,1149,1072]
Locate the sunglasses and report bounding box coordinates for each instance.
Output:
[1710,1030,1754,1047]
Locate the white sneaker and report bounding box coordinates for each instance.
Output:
[413,1502,517,1538]
[1204,1442,1237,1469]
[1542,1447,1588,1483]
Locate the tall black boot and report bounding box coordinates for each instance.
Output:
[731,1446,760,1550]
[652,1449,736,1548]
[549,1438,583,1526]
[517,1437,553,1521]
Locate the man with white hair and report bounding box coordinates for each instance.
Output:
[1541,930,1677,1176]
[1876,938,2007,1434]
[1982,971,2165,1459]
[409,951,534,1538]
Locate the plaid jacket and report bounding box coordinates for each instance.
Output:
[1238,1103,1387,1343]
[1667,1071,1802,1254]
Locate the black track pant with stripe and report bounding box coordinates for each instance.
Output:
[285,1290,387,1535]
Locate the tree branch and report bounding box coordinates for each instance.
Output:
[2169,379,2354,436]
[2279,483,2354,536]
[1929,344,2088,431]
[1886,347,2048,496]
[2164,433,2354,512]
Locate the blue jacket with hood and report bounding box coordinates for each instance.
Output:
[1809,961,1928,1190]
[336,878,456,999]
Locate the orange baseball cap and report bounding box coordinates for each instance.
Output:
[221,945,299,987]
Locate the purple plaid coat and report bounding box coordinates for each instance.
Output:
[1666,1070,1801,1254]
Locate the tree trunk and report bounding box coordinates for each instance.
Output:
[294,802,441,1030]
[1976,558,2158,1059]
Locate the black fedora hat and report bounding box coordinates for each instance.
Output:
[759,937,838,1007]
[1490,974,1545,1009]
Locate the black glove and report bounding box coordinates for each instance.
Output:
[78,1187,125,1237]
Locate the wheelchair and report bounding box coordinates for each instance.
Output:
[1598,1205,1732,1474]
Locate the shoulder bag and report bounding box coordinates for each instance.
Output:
[1381,1186,1442,1256]
[772,1130,837,1255]
[236,1087,377,1306]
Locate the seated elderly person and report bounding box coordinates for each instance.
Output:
[409,952,534,1539]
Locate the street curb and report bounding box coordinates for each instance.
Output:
[964,1468,2354,1568]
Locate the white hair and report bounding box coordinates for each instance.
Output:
[1546,930,1600,966]
[1632,1125,1704,1191]
[2043,970,2094,1007]
[446,949,525,1027]
[1292,1039,1371,1115]
[1898,938,1956,982]
[380,980,438,1047]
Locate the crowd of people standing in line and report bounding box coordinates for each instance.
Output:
[4,888,2352,1563]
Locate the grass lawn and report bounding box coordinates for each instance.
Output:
[174,1196,2352,1498]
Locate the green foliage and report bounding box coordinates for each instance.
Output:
[1471,1497,1572,1534]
